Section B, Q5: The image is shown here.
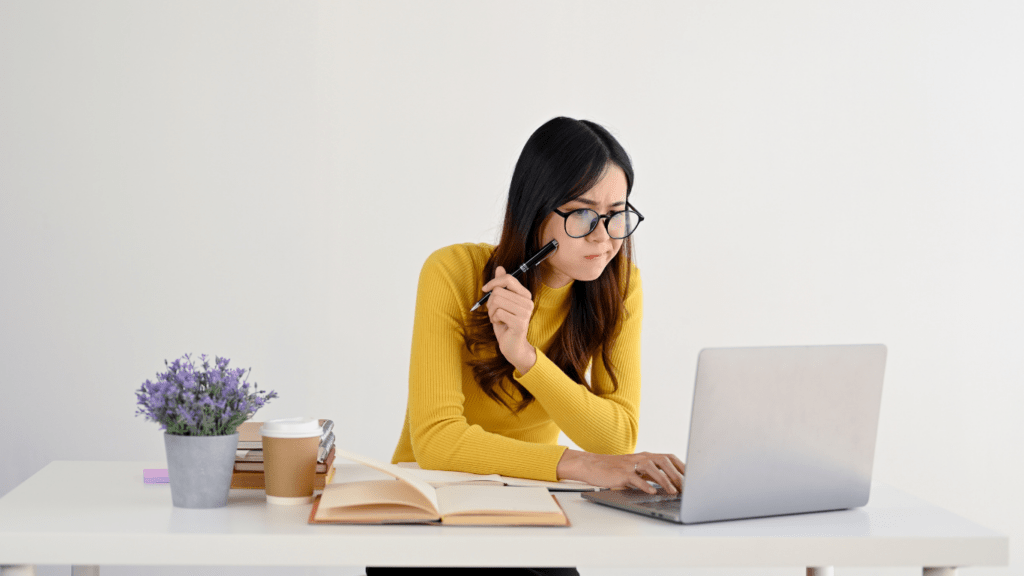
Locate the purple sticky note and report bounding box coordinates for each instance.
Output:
[144,468,169,484]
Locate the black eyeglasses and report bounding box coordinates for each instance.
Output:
[551,202,645,239]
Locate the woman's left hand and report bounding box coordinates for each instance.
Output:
[482,266,537,373]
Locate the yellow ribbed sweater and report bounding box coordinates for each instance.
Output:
[390,243,643,481]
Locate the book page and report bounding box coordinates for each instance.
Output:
[235,449,263,461]
[332,448,439,513]
[396,462,600,491]
[496,476,600,492]
[315,480,438,522]
[435,485,562,516]
[393,464,507,486]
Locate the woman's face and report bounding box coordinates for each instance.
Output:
[538,163,628,288]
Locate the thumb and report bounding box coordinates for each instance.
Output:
[482,266,505,292]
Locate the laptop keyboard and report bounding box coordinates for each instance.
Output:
[637,496,682,511]
[582,480,685,520]
[616,481,684,506]
[642,478,684,503]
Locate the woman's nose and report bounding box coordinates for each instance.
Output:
[588,219,611,242]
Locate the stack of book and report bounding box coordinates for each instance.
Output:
[230,419,336,490]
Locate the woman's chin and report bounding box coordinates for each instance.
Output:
[573,266,607,282]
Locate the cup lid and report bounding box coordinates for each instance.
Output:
[259,417,322,438]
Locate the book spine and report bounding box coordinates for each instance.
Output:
[234,461,330,474]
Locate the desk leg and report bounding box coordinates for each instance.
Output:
[924,569,957,576]
[71,567,99,576]
[807,568,834,576]
[0,566,36,576]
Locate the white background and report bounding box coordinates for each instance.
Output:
[1,2,1021,575]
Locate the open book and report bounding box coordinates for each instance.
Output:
[309,448,569,526]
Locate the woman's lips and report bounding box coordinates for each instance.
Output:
[584,254,603,260]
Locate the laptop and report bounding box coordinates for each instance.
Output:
[582,344,886,524]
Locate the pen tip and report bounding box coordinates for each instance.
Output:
[470,303,480,312]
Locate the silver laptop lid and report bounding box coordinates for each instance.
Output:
[680,344,886,524]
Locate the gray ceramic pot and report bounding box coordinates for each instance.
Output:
[164,432,239,508]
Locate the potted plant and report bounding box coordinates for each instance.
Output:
[135,353,277,508]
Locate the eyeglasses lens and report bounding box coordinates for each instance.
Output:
[566,210,598,237]
[608,212,631,238]
[564,209,640,239]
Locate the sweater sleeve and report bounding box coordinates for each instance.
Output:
[406,248,567,481]
[513,269,643,455]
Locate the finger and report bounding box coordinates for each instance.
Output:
[481,266,508,293]
[487,289,533,319]
[482,268,531,298]
[488,304,513,329]
[485,285,518,314]
[653,455,685,487]
[482,276,529,296]
[668,453,686,475]
[486,289,503,321]
[484,283,532,316]
[481,289,505,319]
[499,274,531,299]
[630,471,658,494]
[646,461,678,494]
[491,308,529,333]
[488,309,506,329]
[485,290,509,322]
[492,309,522,334]
[492,308,514,327]
[634,461,668,493]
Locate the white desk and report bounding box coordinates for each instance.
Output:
[0,461,1008,575]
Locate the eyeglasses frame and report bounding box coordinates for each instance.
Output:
[551,201,645,239]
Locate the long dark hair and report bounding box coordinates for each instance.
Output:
[465,117,636,413]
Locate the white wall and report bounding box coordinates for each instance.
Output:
[1,1,1021,575]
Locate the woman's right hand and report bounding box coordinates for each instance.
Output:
[481,266,538,374]
[556,448,685,495]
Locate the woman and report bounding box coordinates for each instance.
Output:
[370,117,684,576]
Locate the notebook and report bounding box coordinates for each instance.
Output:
[583,344,887,524]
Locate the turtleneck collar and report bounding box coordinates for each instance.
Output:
[535,279,574,312]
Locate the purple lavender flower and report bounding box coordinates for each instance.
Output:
[134,353,278,436]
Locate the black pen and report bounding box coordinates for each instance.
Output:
[470,239,558,312]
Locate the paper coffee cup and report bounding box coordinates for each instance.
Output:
[259,417,322,505]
